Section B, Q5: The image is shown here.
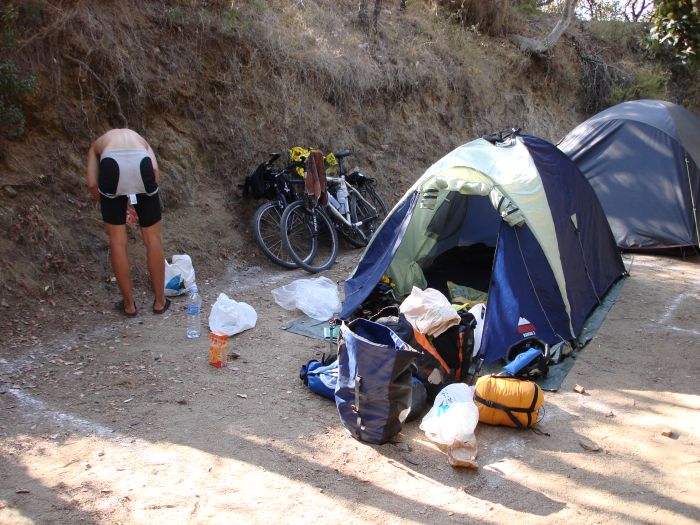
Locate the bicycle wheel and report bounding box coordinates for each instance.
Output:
[281,200,339,273]
[358,184,388,223]
[252,201,300,269]
[336,192,375,248]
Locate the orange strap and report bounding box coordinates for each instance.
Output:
[412,328,452,374]
[456,331,464,380]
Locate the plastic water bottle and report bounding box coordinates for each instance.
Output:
[336,179,348,214]
[186,285,202,338]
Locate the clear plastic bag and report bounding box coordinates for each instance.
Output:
[208,293,257,336]
[420,383,479,445]
[271,276,341,321]
[420,383,479,469]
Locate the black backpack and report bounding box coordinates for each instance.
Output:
[243,161,274,199]
[431,310,477,381]
[373,306,477,399]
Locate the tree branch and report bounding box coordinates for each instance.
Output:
[64,55,128,128]
[511,0,579,57]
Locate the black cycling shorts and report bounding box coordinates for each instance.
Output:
[100,192,162,227]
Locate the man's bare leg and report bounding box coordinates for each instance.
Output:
[141,222,166,311]
[105,223,137,315]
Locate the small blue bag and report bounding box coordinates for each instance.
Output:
[300,358,338,400]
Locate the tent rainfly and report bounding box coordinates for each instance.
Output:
[558,99,700,250]
[341,133,626,365]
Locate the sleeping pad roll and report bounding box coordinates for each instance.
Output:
[474,375,543,429]
[335,318,419,444]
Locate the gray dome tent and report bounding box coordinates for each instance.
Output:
[558,99,700,250]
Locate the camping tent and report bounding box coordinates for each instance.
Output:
[341,133,625,365]
[558,99,700,250]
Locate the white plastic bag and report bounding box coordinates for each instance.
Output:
[419,383,479,446]
[271,276,341,321]
[400,286,460,337]
[164,254,196,297]
[208,293,257,336]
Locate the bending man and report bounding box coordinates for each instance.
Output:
[87,128,169,316]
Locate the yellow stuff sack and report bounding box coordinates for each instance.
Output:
[474,375,543,429]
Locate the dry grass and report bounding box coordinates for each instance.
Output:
[432,0,517,36]
[0,0,689,306]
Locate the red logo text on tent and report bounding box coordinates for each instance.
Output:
[517,317,536,338]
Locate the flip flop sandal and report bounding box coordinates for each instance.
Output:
[115,299,138,318]
[153,298,171,315]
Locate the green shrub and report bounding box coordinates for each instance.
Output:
[609,63,669,104]
[434,0,516,36]
[588,19,648,53]
[1,2,35,139]
[0,63,35,138]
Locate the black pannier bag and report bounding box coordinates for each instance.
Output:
[335,318,419,444]
[373,306,476,399]
[243,161,274,199]
[431,310,477,382]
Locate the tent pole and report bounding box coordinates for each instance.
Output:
[685,156,700,250]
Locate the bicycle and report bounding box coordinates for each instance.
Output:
[325,150,388,248]
[244,152,311,269]
[279,149,388,273]
[280,192,339,273]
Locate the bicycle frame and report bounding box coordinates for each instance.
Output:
[325,176,378,229]
[265,160,306,209]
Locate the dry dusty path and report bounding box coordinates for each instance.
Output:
[1,253,699,524]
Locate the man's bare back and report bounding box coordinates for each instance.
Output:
[92,128,151,154]
[87,129,159,200]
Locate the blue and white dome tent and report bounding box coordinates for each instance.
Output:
[341,131,626,367]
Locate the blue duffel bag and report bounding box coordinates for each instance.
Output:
[335,318,420,444]
[300,358,338,400]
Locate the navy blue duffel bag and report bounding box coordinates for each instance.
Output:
[335,318,420,444]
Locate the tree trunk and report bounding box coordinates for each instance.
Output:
[359,0,369,27]
[511,0,579,57]
[372,0,383,31]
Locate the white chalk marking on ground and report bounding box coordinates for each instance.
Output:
[662,325,700,337]
[0,324,119,377]
[8,388,122,440]
[656,282,700,337]
[658,291,698,323]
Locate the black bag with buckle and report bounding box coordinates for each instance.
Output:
[243,161,273,199]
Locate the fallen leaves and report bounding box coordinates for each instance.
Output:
[578,438,601,452]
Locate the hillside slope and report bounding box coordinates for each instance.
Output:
[0,0,690,334]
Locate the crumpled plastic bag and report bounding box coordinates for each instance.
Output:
[420,383,479,468]
[271,276,341,321]
[164,254,196,297]
[208,293,257,336]
[399,286,460,337]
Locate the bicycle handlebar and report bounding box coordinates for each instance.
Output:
[333,149,351,159]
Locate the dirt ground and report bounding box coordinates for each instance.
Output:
[0,251,698,525]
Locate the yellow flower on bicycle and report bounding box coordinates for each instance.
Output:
[288,146,339,177]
